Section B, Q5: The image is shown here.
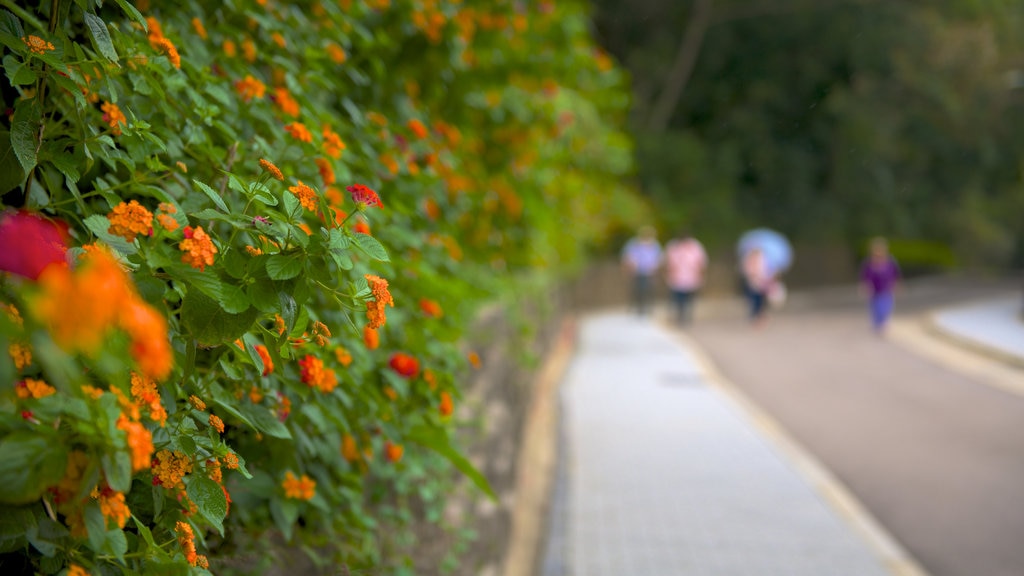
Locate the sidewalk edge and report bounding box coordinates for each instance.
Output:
[668,325,932,576]
[924,310,1024,371]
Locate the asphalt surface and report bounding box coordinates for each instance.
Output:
[687,278,1024,576]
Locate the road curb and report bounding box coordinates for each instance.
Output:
[924,310,1024,371]
[666,322,932,576]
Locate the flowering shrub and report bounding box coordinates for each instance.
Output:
[0,0,636,573]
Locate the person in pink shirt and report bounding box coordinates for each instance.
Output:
[664,230,707,325]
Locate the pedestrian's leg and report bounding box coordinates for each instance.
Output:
[871,293,894,334]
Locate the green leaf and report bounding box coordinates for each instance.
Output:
[101,451,132,493]
[11,100,40,174]
[242,334,265,375]
[266,253,304,280]
[0,433,67,504]
[0,129,25,194]
[186,476,227,535]
[83,214,136,254]
[180,288,258,346]
[83,11,118,62]
[171,265,224,301]
[407,426,496,500]
[131,515,156,550]
[0,10,24,39]
[26,516,67,558]
[111,0,147,30]
[193,179,230,213]
[0,506,34,553]
[352,232,390,262]
[270,498,299,541]
[238,403,292,439]
[220,283,251,314]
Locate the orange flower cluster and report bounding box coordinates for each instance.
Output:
[191,17,207,40]
[439,391,454,417]
[176,521,207,567]
[223,452,240,469]
[241,37,256,62]
[310,321,332,346]
[101,101,127,136]
[223,39,236,57]
[31,249,172,379]
[107,200,153,242]
[146,17,180,69]
[189,395,206,411]
[157,202,179,232]
[92,485,131,529]
[315,157,335,186]
[271,32,286,48]
[235,75,266,101]
[363,325,379,349]
[385,441,403,463]
[282,471,316,500]
[407,119,429,139]
[130,372,166,425]
[259,158,284,180]
[117,415,154,472]
[152,449,193,489]
[341,434,360,462]
[389,352,419,378]
[364,274,394,329]
[256,344,274,375]
[209,414,225,433]
[419,298,442,318]
[298,354,337,393]
[354,220,371,235]
[322,125,345,158]
[347,184,382,208]
[285,122,312,143]
[68,565,89,576]
[22,35,55,54]
[468,351,482,368]
[9,342,31,369]
[334,346,352,367]
[272,86,300,117]
[326,43,347,64]
[16,378,55,399]
[180,226,218,271]
[289,181,318,211]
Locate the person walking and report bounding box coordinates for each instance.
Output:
[741,247,772,326]
[664,230,707,325]
[860,237,901,334]
[621,226,663,317]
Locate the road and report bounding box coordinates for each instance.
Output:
[687,278,1024,576]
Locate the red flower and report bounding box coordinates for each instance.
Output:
[0,211,68,280]
[346,184,382,208]
[388,352,419,378]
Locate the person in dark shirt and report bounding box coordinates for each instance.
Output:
[860,237,901,334]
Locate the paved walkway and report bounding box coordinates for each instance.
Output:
[544,312,902,576]
[931,296,1024,365]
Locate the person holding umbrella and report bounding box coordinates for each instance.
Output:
[737,228,792,325]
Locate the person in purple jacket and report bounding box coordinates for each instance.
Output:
[860,237,901,334]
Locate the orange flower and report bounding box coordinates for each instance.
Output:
[468,351,481,368]
[67,565,89,576]
[191,17,208,39]
[92,485,131,528]
[176,521,199,566]
[327,43,347,64]
[288,180,318,211]
[407,119,428,139]
[298,354,337,393]
[282,471,316,500]
[223,39,237,57]
[315,157,335,185]
[341,434,360,462]
[259,158,284,180]
[157,213,179,232]
[271,32,286,48]
[153,449,192,489]
[242,38,256,62]
[379,153,399,175]
[385,441,403,463]
[367,111,388,127]
[16,378,55,399]
[234,75,266,102]
[364,274,394,329]
[256,344,273,375]
[354,220,371,235]
[285,122,312,143]
[223,453,240,469]
[108,200,153,242]
[22,35,54,54]
[274,314,287,335]
[180,226,218,271]
[419,298,442,318]
[121,295,173,380]
[389,352,419,378]
[363,325,379,349]
[101,101,127,136]
[334,346,352,367]
[249,385,264,403]
[189,395,206,411]
[9,342,31,370]
[272,86,300,117]
[439,391,453,416]
[423,369,437,390]
[209,414,225,433]
[117,415,154,471]
[152,37,180,69]
[131,372,167,425]
[322,126,345,158]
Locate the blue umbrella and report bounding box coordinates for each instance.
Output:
[737,228,793,275]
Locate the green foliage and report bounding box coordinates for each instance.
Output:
[0,0,638,574]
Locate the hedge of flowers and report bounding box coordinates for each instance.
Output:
[0,0,637,574]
